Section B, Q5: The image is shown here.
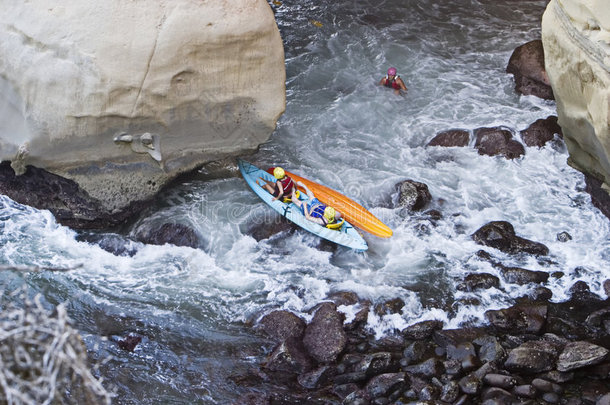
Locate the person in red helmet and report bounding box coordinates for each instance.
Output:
[379,67,407,95]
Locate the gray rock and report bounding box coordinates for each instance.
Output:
[264,337,313,374]
[531,378,562,394]
[135,222,200,248]
[395,180,432,211]
[481,387,516,402]
[482,374,517,389]
[440,380,460,403]
[556,231,572,242]
[597,393,610,405]
[511,384,537,398]
[355,352,398,377]
[485,304,547,334]
[402,341,434,366]
[458,273,500,292]
[303,303,347,363]
[474,336,506,363]
[504,340,559,374]
[499,266,549,285]
[259,310,306,342]
[364,372,407,399]
[403,358,442,378]
[458,373,481,395]
[557,341,610,371]
[297,365,336,389]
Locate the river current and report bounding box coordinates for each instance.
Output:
[1,0,609,403]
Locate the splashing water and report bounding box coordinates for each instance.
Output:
[1,0,609,402]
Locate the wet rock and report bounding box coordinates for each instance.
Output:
[327,291,360,306]
[520,116,562,147]
[427,129,470,147]
[364,372,407,399]
[471,221,549,256]
[504,340,559,374]
[402,341,435,366]
[542,392,560,403]
[264,336,313,375]
[485,304,547,335]
[585,174,610,222]
[114,334,142,352]
[303,303,347,363]
[259,310,306,342]
[557,341,610,372]
[401,320,444,340]
[604,280,610,297]
[483,374,517,390]
[0,162,145,229]
[403,358,442,378]
[458,273,500,292]
[434,328,488,349]
[135,222,200,248]
[481,387,515,402]
[458,373,482,395]
[233,392,270,405]
[440,380,460,403]
[498,266,549,285]
[343,389,371,405]
[598,393,610,405]
[474,336,506,363]
[531,378,562,394]
[556,231,572,242]
[245,216,295,241]
[395,180,432,211]
[355,352,399,377]
[569,280,602,301]
[511,384,537,398]
[297,365,337,389]
[506,39,554,100]
[332,383,360,400]
[374,298,405,316]
[76,232,139,257]
[474,127,525,159]
[530,287,553,302]
[333,371,368,385]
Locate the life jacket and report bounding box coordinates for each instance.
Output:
[384,75,402,90]
[309,201,326,219]
[278,176,294,195]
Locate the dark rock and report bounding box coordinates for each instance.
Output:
[327,291,360,306]
[506,39,554,100]
[556,231,572,242]
[0,162,149,229]
[333,371,368,385]
[598,393,610,405]
[135,222,200,248]
[332,383,360,400]
[485,304,547,334]
[542,392,560,404]
[443,358,462,376]
[474,336,506,364]
[482,374,517,390]
[440,380,460,403]
[345,302,370,330]
[585,173,610,221]
[402,341,435,366]
[604,280,610,297]
[245,216,295,241]
[536,370,574,384]
[557,341,610,372]
[355,352,399,377]
[458,273,500,292]
[474,127,525,159]
[511,384,537,398]
[458,373,482,395]
[76,232,139,257]
[364,372,407,399]
[530,287,553,302]
[427,129,470,147]
[264,337,313,375]
[401,319,443,340]
[114,334,142,351]
[403,358,442,378]
[303,303,347,363]
[259,310,306,342]
[481,387,515,402]
[233,392,270,405]
[374,298,405,316]
[499,267,549,285]
[471,221,549,256]
[531,378,562,394]
[569,280,602,301]
[297,365,336,389]
[433,328,488,348]
[343,389,371,405]
[520,116,562,147]
[395,180,432,211]
[504,340,559,374]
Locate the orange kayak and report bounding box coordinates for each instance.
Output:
[268,168,393,238]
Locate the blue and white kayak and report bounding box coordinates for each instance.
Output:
[238,159,368,251]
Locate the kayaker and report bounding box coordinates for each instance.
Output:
[258,167,295,201]
[379,67,407,95]
[291,182,342,226]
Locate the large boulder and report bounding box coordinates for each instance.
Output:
[0,0,285,220]
[542,0,610,216]
[506,39,554,100]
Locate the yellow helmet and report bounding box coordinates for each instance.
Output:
[324,206,336,222]
[273,167,285,179]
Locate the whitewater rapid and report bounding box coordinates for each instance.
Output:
[1,0,609,402]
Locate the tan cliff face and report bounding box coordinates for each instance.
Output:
[541,0,610,190]
[0,0,285,212]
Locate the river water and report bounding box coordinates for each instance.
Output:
[1,0,609,403]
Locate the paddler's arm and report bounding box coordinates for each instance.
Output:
[303,205,325,226]
[271,181,284,201]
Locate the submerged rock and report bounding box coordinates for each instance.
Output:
[471,221,549,256]
[520,116,563,147]
[134,223,200,248]
[474,127,525,159]
[395,180,432,211]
